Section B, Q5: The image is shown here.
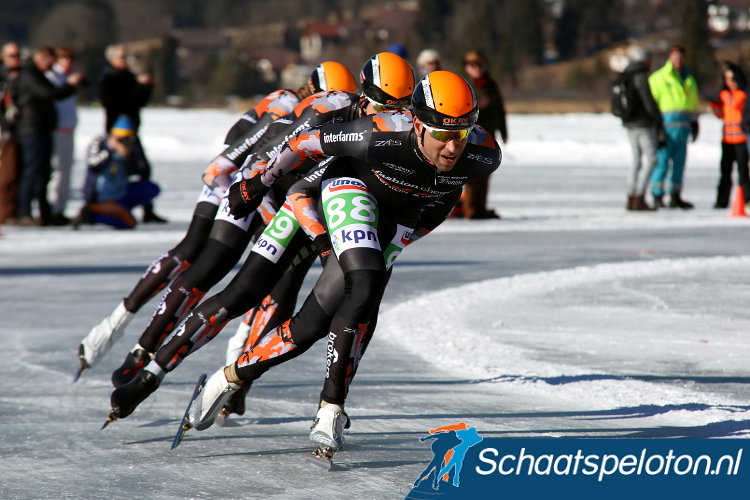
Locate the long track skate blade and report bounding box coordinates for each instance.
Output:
[171,373,207,450]
[72,365,85,384]
[73,356,89,384]
[215,410,228,428]
[306,447,334,471]
[100,412,117,430]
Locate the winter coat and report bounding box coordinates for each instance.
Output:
[471,73,508,142]
[83,133,151,203]
[98,64,152,132]
[648,61,699,127]
[621,61,663,129]
[46,63,78,131]
[0,65,19,136]
[11,59,76,135]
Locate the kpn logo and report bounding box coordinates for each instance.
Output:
[406,422,483,498]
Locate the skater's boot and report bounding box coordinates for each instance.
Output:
[632,195,656,211]
[110,368,161,419]
[652,194,665,209]
[224,317,252,365]
[626,195,636,210]
[79,301,135,370]
[309,401,348,452]
[111,346,153,388]
[187,366,240,431]
[220,380,253,418]
[669,190,694,209]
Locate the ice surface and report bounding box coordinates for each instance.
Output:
[1,108,749,499]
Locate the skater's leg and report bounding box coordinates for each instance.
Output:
[220,251,317,417]
[319,247,387,406]
[108,214,315,418]
[135,218,257,353]
[185,254,345,431]
[124,201,218,312]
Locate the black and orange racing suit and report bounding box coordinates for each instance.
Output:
[127,91,367,381]
[117,89,300,318]
[220,109,502,407]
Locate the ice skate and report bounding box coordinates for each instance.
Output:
[217,380,252,425]
[307,402,348,470]
[107,368,161,424]
[78,301,135,375]
[186,367,240,432]
[111,347,153,388]
[171,373,208,449]
[73,345,88,383]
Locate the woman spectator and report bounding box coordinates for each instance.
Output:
[461,50,507,219]
[709,61,750,209]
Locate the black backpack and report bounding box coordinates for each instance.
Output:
[611,72,636,120]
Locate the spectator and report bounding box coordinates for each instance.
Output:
[709,61,750,209]
[416,49,441,78]
[461,49,506,219]
[387,43,409,61]
[647,45,699,209]
[45,46,79,225]
[99,44,153,132]
[73,115,160,230]
[0,42,21,224]
[99,43,165,223]
[618,45,664,211]
[13,46,83,226]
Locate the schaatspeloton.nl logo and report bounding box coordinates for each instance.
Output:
[405,425,748,500]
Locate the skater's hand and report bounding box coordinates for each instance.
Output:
[690,121,699,142]
[314,234,332,266]
[227,175,268,219]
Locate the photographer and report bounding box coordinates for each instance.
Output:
[74,115,160,229]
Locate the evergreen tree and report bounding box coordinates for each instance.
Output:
[555,0,621,60]
[679,0,715,88]
[503,0,542,80]
[415,0,453,46]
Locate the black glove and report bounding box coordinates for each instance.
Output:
[656,125,666,149]
[690,121,699,142]
[313,233,333,267]
[227,175,269,219]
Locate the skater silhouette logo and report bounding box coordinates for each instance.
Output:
[412,422,484,492]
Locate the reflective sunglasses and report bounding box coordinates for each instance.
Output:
[423,123,471,142]
[368,97,408,113]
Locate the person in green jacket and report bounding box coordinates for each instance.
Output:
[648,45,699,209]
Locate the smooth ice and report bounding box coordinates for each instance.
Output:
[1,108,749,499]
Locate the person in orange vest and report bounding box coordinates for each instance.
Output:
[709,61,750,209]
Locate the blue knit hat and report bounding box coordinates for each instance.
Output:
[111,115,135,137]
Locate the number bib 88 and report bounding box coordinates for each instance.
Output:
[322,177,380,257]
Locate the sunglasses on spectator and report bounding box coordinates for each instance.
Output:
[116,136,136,146]
[423,123,471,142]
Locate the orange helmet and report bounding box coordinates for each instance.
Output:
[307,61,357,94]
[360,52,415,109]
[412,71,478,131]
